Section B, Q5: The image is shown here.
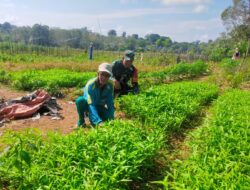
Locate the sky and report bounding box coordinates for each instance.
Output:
[0,0,233,42]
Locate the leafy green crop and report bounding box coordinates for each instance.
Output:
[140,60,208,88]
[119,81,218,133]
[0,69,11,83]
[7,69,95,96]
[0,120,163,189]
[164,90,250,189]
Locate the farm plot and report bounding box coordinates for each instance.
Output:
[0,81,219,189]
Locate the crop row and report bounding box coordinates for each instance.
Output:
[164,90,250,189]
[119,82,218,133]
[0,120,163,189]
[140,60,208,87]
[0,69,95,95]
[0,53,86,64]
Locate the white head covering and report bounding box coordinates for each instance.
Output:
[98,63,112,77]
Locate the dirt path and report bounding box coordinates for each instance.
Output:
[0,85,79,135]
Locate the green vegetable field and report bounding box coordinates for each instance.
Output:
[0,40,249,190]
[1,1,250,189]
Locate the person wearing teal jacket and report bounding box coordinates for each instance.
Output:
[75,63,114,127]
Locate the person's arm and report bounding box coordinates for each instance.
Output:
[131,67,139,94]
[88,105,102,125]
[113,80,121,90]
[131,67,138,84]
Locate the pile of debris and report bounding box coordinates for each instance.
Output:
[0,90,62,126]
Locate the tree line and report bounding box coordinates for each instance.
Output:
[0,22,201,53]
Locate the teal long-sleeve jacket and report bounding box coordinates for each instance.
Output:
[81,77,114,125]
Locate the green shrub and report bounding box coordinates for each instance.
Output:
[220,58,240,74]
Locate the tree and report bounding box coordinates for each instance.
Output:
[156,36,172,49]
[125,36,137,50]
[137,38,147,51]
[145,33,161,44]
[30,24,50,46]
[122,32,126,38]
[221,0,250,55]
[221,0,250,30]
[66,29,82,48]
[108,29,117,37]
[132,34,139,39]
[0,22,13,34]
[13,26,31,44]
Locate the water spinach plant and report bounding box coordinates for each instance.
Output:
[0,120,163,189]
[119,81,218,133]
[162,90,250,189]
[0,69,95,96]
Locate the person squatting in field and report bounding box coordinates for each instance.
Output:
[75,63,114,127]
[232,47,240,60]
[111,50,139,97]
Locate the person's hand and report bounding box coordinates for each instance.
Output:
[132,83,140,94]
[114,80,121,90]
[133,86,139,94]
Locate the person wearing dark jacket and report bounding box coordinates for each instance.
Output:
[111,50,139,97]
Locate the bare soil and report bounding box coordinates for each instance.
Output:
[0,85,79,135]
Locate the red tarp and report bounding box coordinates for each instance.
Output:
[0,90,52,121]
